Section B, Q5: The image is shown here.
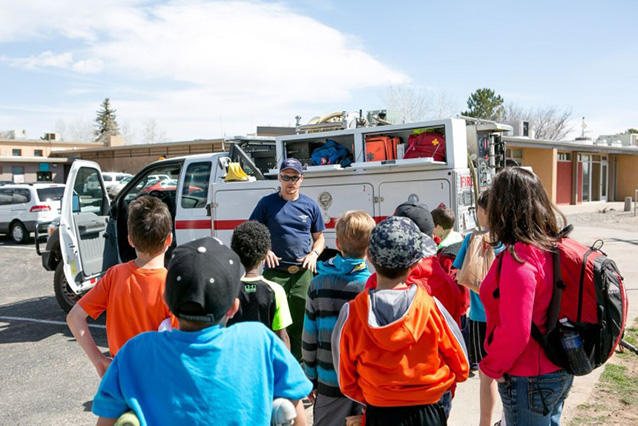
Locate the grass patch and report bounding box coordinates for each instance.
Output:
[600,363,638,405]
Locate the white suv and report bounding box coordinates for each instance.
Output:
[0,183,65,243]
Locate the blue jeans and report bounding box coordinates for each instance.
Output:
[498,370,573,426]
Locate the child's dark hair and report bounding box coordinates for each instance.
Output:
[370,261,412,280]
[127,195,172,255]
[477,189,490,209]
[231,220,271,269]
[488,167,566,261]
[431,207,455,230]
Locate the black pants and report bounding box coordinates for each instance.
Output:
[365,403,447,426]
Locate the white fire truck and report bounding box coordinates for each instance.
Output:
[38,117,511,312]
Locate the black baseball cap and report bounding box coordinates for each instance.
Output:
[394,202,435,237]
[165,237,242,323]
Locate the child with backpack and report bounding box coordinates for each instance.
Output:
[454,189,503,426]
[302,210,376,426]
[66,195,176,377]
[333,216,469,426]
[228,220,292,348]
[479,168,573,425]
[91,237,312,425]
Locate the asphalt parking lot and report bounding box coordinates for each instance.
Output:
[0,235,107,425]
[1,220,637,425]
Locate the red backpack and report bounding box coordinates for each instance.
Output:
[496,225,628,376]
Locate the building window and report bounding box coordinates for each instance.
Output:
[558,152,572,162]
[506,148,524,166]
[12,149,21,156]
[34,149,43,157]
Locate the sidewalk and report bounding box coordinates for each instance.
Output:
[558,201,631,215]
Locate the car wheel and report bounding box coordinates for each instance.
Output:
[54,262,81,313]
[10,221,28,244]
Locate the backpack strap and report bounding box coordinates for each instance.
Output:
[546,248,565,333]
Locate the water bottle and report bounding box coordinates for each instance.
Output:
[559,318,592,375]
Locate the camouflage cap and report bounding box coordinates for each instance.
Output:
[368,216,424,270]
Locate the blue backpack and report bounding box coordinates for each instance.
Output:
[310,140,353,167]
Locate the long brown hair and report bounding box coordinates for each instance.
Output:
[487,167,567,261]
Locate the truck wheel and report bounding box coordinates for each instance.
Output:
[54,262,81,313]
[10,221,28,244]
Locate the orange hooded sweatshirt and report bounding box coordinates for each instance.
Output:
[332,285,469,407]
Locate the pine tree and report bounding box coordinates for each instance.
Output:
[462,88,505,121]
[95,98,120,143]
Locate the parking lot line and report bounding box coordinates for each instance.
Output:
[0,315,105,329]
[0,245,37,250]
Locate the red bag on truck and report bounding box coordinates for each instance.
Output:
[404,131,446,161]
[365,136,400,161]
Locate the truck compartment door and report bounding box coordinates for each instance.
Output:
[60,160,110,293]
[378,179,451,222]
[301,183,375,251]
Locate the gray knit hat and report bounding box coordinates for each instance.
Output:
[368,216,424,269]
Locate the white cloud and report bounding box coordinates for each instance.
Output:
[0,1,409,141]
[3,51,73,69]
[2,50,103,73]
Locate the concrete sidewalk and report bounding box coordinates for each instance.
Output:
[447,224,638,426]
[558,201,633,215]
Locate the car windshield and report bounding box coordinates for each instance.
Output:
[121,176,132,184]
[37,187,65,201]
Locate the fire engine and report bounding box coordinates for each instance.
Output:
[38,116,511,312]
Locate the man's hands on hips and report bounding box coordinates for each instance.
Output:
[299,251,319,273]
[265,250,282,268]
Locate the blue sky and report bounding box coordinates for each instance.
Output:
[1,0,636,143]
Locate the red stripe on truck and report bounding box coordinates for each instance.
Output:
[205,216,388,231]
[175,220,213,230]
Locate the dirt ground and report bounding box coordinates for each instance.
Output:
[568,322,638,425]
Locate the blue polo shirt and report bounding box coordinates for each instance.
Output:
[249,193,325,265]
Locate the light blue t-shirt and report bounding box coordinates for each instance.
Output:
[93,322,312,426]
[250,193,326,266]
[453,233,505,322]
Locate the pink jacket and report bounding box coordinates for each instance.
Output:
[479,243,562,379]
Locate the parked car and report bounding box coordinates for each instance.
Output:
[86,172,132,197]
[0,183,65,243]
[107,175,132,198]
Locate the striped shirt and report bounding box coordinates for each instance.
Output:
[302,255,370,397]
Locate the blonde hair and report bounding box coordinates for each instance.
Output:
[335,210,376,258]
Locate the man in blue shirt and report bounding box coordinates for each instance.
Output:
[92,237,312,426]
[250,158,326,360]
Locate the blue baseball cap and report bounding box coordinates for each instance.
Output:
[280,158,303,174]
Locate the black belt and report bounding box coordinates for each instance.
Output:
[274,263,304,274]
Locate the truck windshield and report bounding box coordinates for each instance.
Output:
[37,187,65,201]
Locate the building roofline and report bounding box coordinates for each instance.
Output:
[49,138,226,155]
[504,136,638,155]
[0,156,69,163]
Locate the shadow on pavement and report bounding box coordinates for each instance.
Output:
[608,238,638,246]
[0,296,106,346]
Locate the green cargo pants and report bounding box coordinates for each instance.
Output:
[263,268,313,361]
